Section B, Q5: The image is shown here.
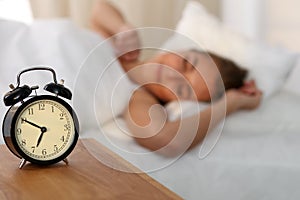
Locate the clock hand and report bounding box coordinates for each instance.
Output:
[36,127,47,147]
[22,118,44,130]
[21,118,47,147]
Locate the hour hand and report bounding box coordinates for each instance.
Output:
[36,129,46,147]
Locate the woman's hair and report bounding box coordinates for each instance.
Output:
[189,50,248,92]
[208,52,248,91]
[208,53,248,97]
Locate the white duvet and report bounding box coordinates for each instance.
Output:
[0,19,135,133]
[1,19,300,200]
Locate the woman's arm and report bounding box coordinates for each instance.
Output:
[90,0,126,37]
[124,86,262,157]
[90,0,140,61]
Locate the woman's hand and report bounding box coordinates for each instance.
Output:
[114,24,141,61]
[225,80,263,113]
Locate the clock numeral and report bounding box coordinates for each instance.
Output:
[64,124,70,131]
[39,103,45,111]
[21,139,26,146]
[31,146,35,153]
[51,106,55,113]
[59,113,64,120]
[28,108,34,115]
[42,149,47,155]
[16,128,22,135]
[54,145,58,152]
[60,136,65,142]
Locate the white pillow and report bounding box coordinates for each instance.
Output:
[162,1,298,98]
[283,56,300,95]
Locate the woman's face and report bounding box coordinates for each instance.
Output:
[144,50,220,102]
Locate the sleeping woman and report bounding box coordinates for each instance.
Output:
[90,0,262,156]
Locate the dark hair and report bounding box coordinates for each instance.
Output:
[189,50,248,92]
[208,52,248,90]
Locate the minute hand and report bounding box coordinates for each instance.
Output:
[22,118,44,130]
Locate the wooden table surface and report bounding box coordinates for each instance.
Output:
[0,139,181,200]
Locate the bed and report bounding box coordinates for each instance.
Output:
[1,1,300,199]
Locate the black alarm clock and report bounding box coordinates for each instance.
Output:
[2,67,79,169]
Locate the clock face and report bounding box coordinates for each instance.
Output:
[13,98,77,162]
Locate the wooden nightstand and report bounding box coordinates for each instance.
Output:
[0,139,181,199]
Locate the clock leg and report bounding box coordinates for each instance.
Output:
[19,158,27,169]
[63,158,69,165]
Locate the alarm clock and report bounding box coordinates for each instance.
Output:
[2,67,79,169]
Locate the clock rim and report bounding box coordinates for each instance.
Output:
[9,95,79,166]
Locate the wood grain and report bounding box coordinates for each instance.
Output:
[0,139,182,200]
